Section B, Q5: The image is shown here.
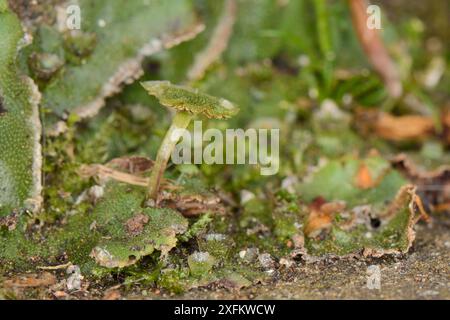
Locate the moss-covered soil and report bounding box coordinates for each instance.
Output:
[0,0,449,299]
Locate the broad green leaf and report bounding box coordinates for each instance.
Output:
[298,155,406,209]
[40,0,202,124]
[89,182,188,268]
[294,156,423,257]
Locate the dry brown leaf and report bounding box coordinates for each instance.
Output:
[375,113,435,141]
[80,156,222,217]
[38,262,72,270]
[356,109,435,141]
[79,164,149,187]
[348,0,402,98]
[53,290,68,298]
[391,154,450,213]
[4,273,56,288]
[79,157,180,190]
[124,213,150,237]
[305,211,333,237]
[305,198,346,237]
[161,192,225,217]
[107,156,154,174]
[411,193,431,223]
[103,288,121,300]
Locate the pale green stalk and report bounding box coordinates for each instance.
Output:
[147,111,193,203]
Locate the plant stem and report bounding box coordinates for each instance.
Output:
[147,111,193,203]
[314,0,334,98]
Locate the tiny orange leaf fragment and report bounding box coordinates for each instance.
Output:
[305,199,346,237]
[355,163,374,189]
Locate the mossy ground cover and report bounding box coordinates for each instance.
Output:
[0,0,449,299]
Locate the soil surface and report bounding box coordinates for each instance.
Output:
[170,217,450,300]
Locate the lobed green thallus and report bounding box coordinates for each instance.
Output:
[141,81,239,205]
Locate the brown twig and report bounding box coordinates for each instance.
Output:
[187,0,237,81]
[348,0,402,98]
